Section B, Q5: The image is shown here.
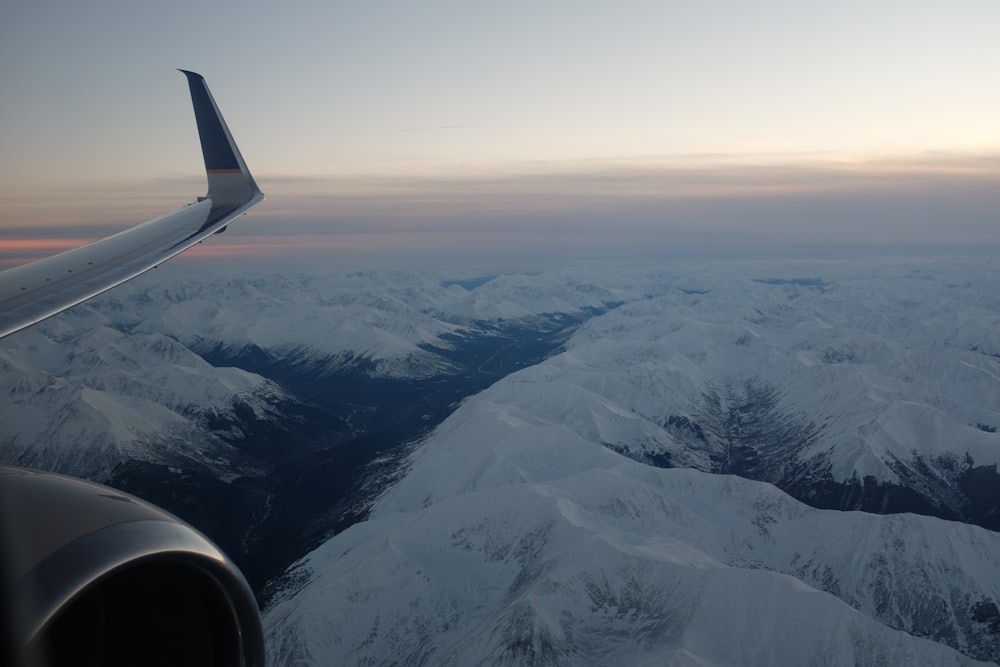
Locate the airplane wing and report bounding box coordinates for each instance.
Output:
[0,70,263,339]
[0,72,266,667]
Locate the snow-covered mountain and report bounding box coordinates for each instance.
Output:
[265,460,999,665]
[0,267,622,587]
[89,269,639,379]
[477,260,1000,529]
[0,321,286,481]
[263,257,1000,665]
[0,268,624,478]
[3,257,999,663]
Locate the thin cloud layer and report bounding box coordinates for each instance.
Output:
[3,152,998,270]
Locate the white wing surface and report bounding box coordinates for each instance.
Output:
[0,71,263,339]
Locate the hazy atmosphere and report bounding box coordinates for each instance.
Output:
[5,4,1000,664]
[2,1,999,270]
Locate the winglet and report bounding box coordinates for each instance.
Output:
[0,72,265,340]
[179,70,262,205]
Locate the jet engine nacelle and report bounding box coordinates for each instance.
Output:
[1,467,264,667]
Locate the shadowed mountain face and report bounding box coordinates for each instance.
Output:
[611,376,1000,532]
[192,314,592,593]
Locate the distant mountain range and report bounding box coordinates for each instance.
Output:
[2,258,999,664]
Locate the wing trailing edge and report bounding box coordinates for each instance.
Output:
[0,71,264,339]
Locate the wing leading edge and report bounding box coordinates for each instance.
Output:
[0,71,263,339]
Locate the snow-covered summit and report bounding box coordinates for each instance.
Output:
[266,425,1000,664]
[0,321,285,480]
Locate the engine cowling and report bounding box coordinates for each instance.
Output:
[0,466,264,667]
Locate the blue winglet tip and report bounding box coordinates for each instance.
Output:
[180,70,242,174]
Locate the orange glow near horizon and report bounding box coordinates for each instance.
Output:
[0,238,99,268]
[0,238,97,252]
[2,150,999,269]
[175,231,553,258]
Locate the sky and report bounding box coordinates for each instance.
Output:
[2,1,999,272]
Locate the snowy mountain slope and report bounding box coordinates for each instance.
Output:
[366,277,1000,529]
[0,267,634,590]
[6,259,995,482]
[0,267,632,477]
[86,269,643,380]
[441,267,650,321]
[264,455,1000,664]
[0,322,286,481]
[92,272,468,380]
[264,257,1000,664]
[371,371,1000,660]
[453,259,1000,525]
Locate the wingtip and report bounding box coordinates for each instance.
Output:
[181,69,261,203]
